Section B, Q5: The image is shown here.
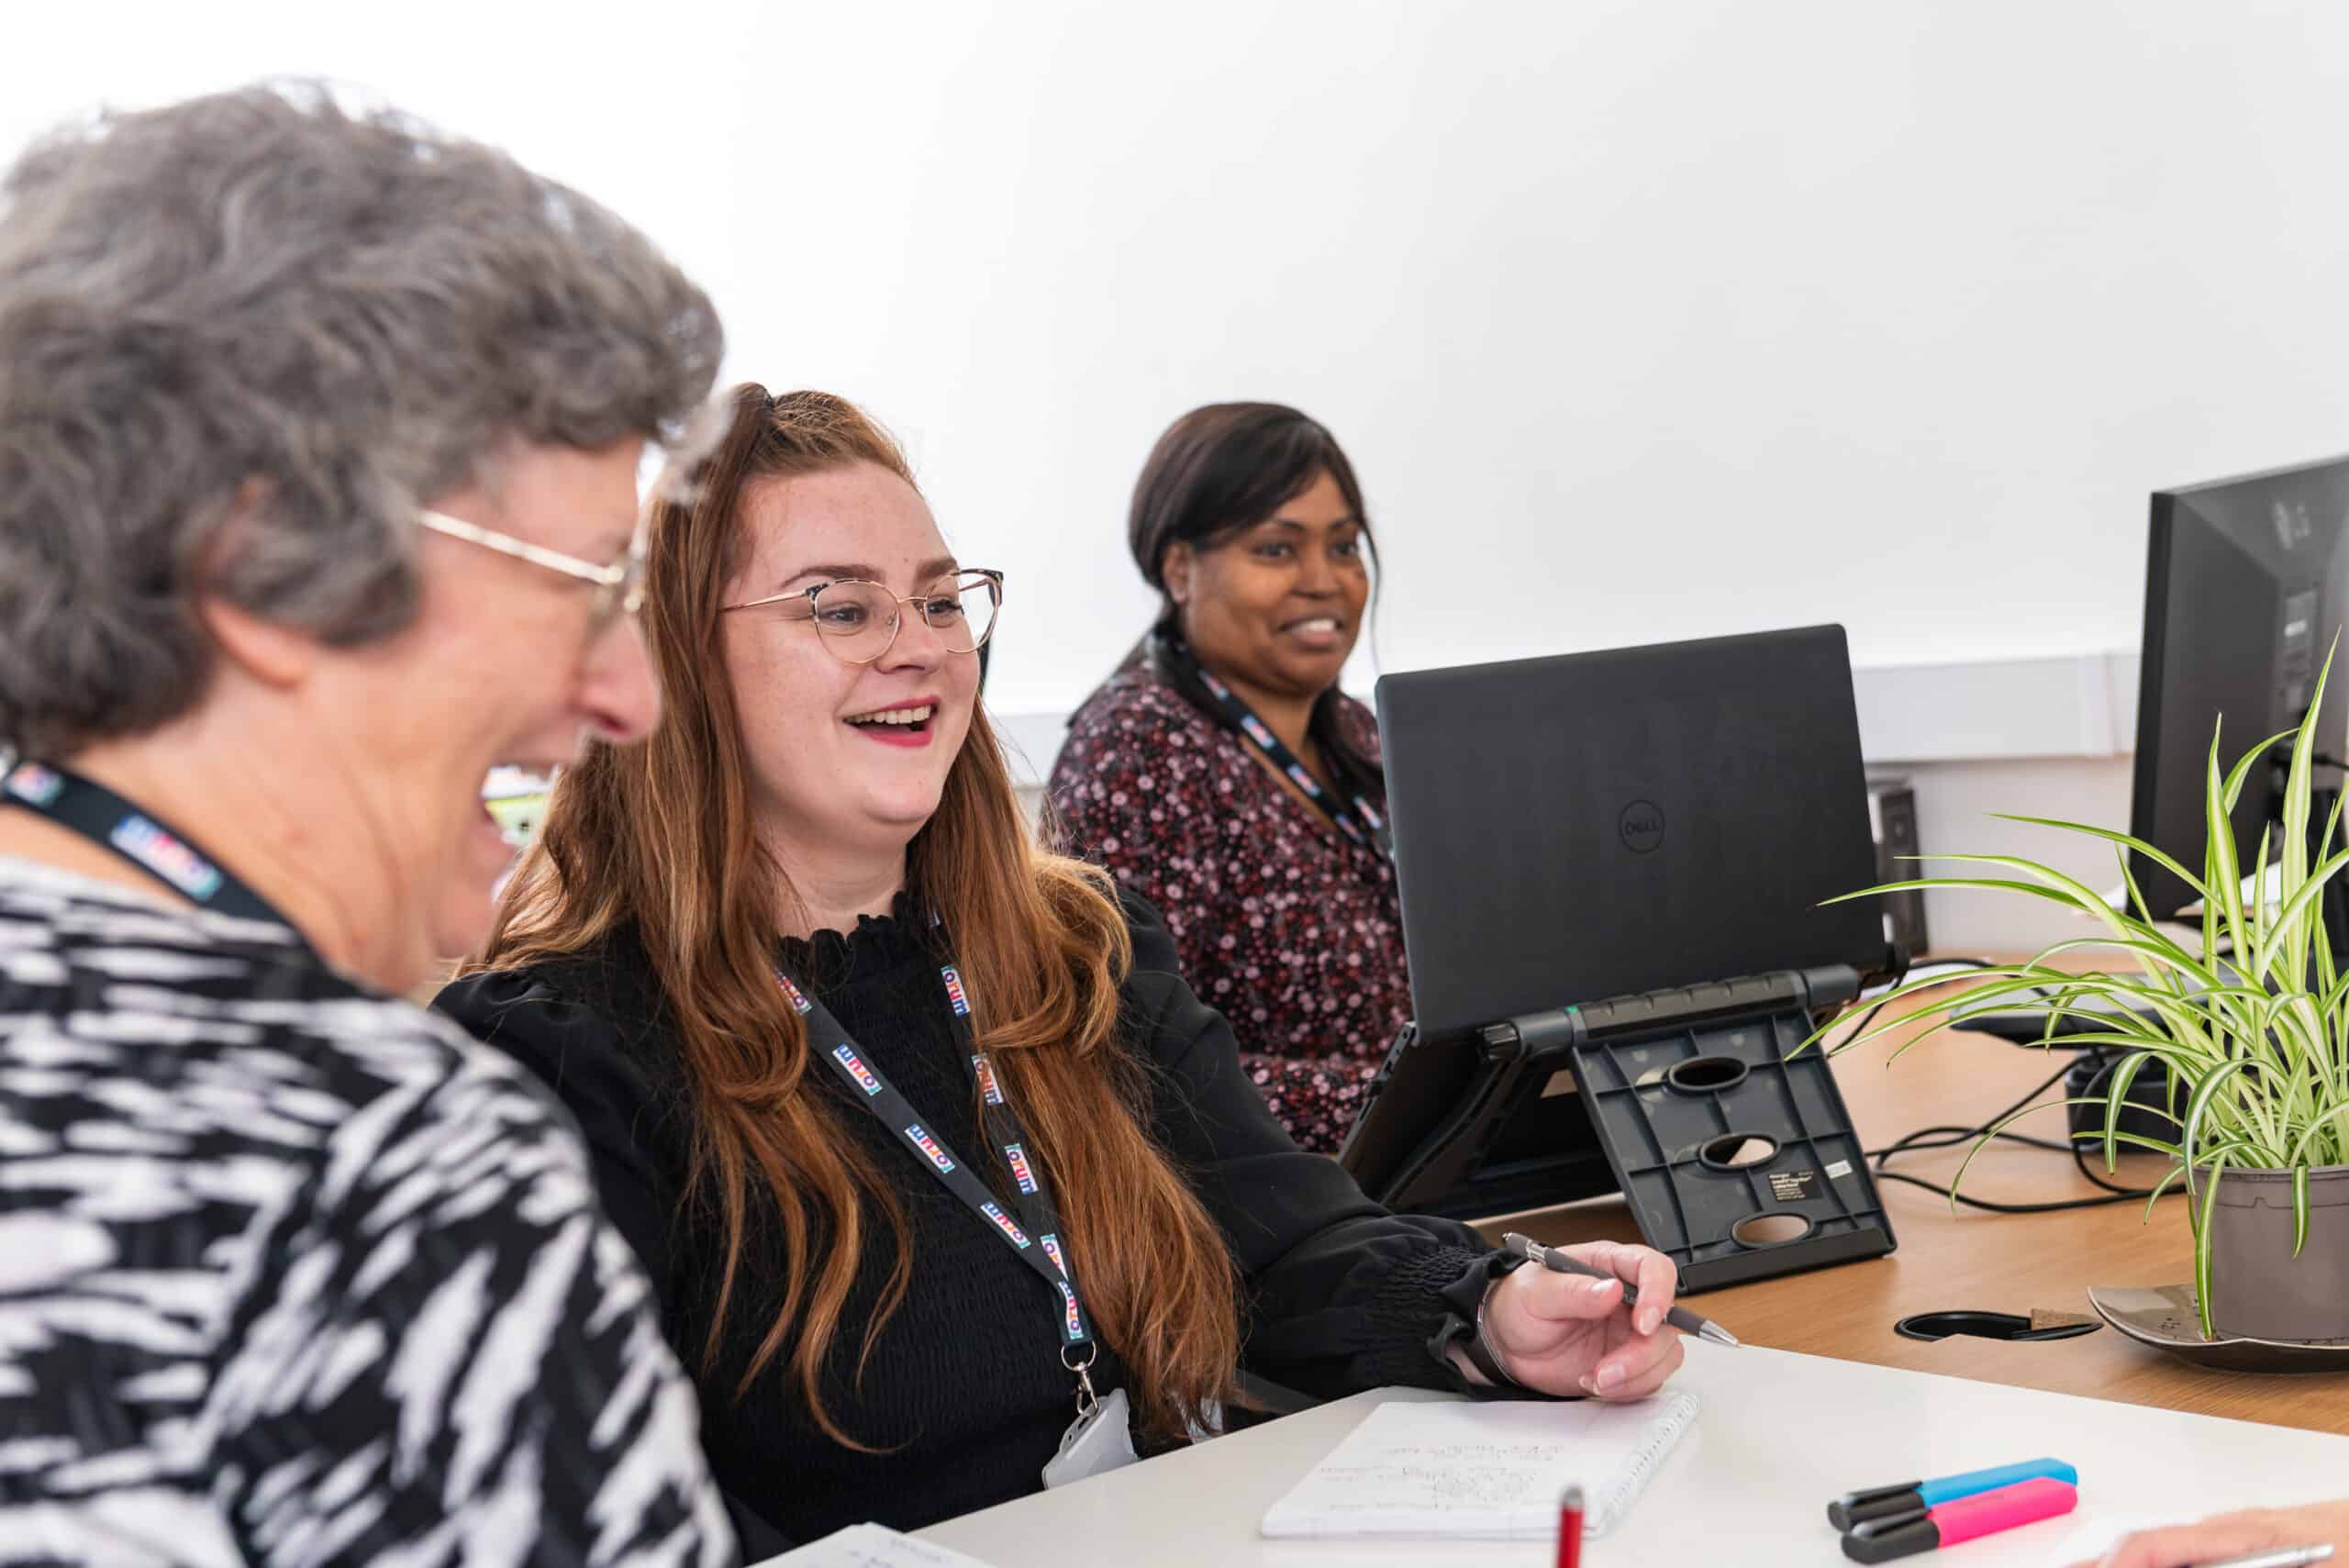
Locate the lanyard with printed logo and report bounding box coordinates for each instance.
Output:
[780,958,1101,1409]
[1,760,302,934]
[1162,639,1393,859]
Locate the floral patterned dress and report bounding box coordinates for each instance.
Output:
[1046,662,1408,1152]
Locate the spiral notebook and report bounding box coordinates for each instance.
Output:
[1259,1393,1700,1540]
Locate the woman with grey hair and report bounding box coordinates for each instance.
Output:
[0,83,742,1564]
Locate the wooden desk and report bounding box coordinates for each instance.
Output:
[1490,977,2349,1433]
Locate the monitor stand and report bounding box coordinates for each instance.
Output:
[1346,966,1897,1294]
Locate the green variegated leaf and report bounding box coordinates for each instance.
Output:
[1825,643,2349,1291]
[2194,1155,2230,1340]
[1988,813,2211,905]
[2101,1051,2160,1173]
[2139,1161,2191,1221]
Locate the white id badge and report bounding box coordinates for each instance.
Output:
[1041,1385,1137,1488]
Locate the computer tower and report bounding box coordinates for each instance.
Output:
[1866,776,1928,962]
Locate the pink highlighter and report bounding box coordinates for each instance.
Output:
[1841,1477,2079,1562]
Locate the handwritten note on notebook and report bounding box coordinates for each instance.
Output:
[1259,1394,1699,1541]
[753,1522,1000,1568]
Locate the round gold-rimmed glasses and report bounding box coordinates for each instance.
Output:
[722,569,1004,665]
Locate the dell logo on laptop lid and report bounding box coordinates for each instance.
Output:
[1618,800,1666,854]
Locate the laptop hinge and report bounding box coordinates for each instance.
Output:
[1479,963,1864,1056]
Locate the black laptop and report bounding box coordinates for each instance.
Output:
[1340,625,1893,1237]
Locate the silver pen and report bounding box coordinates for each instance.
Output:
[1501,1232,1742,1348]
[2199,1548,2335,1568]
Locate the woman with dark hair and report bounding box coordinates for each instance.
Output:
[436,385,1687,1551]
[1047,403,1399,1152]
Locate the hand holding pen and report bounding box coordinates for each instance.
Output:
[2068,1500,2343,1568]
[1501,1233,1742,1348]
[1466,1234,1718,1402]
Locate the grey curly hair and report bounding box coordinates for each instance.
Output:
[0,82,725,755]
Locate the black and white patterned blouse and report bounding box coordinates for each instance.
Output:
[0,859,737,1566]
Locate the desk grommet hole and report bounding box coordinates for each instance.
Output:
[1893,1310,2101,1344]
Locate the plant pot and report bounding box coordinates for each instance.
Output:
[2200,1162,2349,1343]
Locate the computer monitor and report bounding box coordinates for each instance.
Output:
[2130,456,2349,938]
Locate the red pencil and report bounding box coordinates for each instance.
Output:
[1556,1483,1584,1568]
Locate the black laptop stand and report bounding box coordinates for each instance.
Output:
[1341,964,1897,1294]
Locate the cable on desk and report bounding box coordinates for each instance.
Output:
[1824,955,2189,1214]
[1865,1051,2188,1215]
[1820,954,1997,1047]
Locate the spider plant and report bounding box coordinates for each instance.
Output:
[1798,649,2349,1339]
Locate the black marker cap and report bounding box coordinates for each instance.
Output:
[1842,1514,1943,1564]
[1827,1483,1924,1531]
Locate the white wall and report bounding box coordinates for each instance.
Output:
[12,0,2349,954]
[1890,755,2136,958]
[11,2,2349,713]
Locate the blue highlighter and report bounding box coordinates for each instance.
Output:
[1827,1459,2078,1530]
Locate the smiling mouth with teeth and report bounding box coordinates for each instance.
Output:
[1280,617,1347,642]
[845,704,935,729]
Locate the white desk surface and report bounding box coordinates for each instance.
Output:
[907,1345,2349,1567]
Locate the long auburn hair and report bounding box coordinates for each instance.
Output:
[469,384,1241,1443]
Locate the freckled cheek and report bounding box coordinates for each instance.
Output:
[945,658,977,700]
[727,632,845,728]
[938,662,981,732]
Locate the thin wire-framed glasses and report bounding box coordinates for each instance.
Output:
[722,569,1004,664]
[416,508,647,637]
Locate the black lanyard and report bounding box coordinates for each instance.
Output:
[780,957,1097,1380]
[1,760,302,934]
[1164,641,1393,859]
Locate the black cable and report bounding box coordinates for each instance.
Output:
[1824,956,2188,1214]
[2065,1129,2176,1199]
[1874,1123,2157,1197]
[1865,1051,2187,1214]
[1824,949,1909,1041]
[1869,1169,2168,1214]
[1825,954,1998,1045]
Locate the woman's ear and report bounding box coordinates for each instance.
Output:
[1163,541,1195,608]
[196,596,314,690]
[193,483,315,689]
